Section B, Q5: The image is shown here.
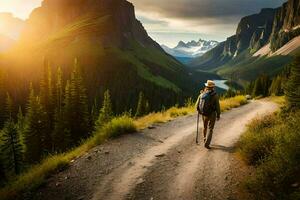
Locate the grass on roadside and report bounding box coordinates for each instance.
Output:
[0,95,247,200]
[237,109,300,199]
[220,95,248,112]
[134,106,194,129]
[264,95,285,106]
[0,115,136,200]
[136,95,248,129]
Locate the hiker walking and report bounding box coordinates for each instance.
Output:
[196,80,221,149]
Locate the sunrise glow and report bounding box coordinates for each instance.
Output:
[0,0,42,20]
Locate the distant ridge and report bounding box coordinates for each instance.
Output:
[161,39,218,63]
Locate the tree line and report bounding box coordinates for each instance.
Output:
[245,55,300,109]
[245,69,288,98]
[0,59,152,185]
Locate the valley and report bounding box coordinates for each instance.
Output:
[0,0,299,200]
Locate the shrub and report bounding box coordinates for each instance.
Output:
[99,116,136,138]
[238,114,279,165]
[246,114,278,133]
[220,95,248,111]
[238,129,276,165]
[239,111,300,199]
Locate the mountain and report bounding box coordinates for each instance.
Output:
[161,39,218,64]
[0,13,24,52]
[190,0,300,82]
[0,13,25,40]
[0,0,214,113]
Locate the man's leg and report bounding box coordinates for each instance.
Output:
[204,114,216,148]
[202,116,209,142]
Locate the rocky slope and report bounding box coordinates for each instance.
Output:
[190,0,300,80]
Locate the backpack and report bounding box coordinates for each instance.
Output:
[198,91,214,116]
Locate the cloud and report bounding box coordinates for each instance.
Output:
[130,0,286,23]
[138,11,236,47]
[0,0,287,46]
[130,0,286,46]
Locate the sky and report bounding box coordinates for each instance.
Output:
[0,0,287,47]
[0,0,42,19]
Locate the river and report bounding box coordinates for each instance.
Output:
[213,80,229,90]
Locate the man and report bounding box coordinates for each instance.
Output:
[196,80,221,149]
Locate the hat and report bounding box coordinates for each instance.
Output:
[204,80,215,88]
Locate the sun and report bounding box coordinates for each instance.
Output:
[0,0,42,20]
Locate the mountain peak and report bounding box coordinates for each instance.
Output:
[186,40,198,46]
[176,41,188,48]
[162,38,219,59]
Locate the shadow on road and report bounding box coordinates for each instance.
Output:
[209,144,235,153]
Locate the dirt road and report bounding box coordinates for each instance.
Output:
[33,100,278,200]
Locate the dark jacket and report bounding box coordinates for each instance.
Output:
[196,90,221,118]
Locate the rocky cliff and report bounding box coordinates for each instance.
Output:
[19,0,161,50]
[190,0,300,70]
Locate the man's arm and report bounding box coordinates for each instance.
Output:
[195,94,201,112]
[216,95,221,119]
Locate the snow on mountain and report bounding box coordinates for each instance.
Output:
[161,39,219,59]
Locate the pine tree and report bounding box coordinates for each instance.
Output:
[269,76,283,96]
[39,62,54,152]
[252,75,271,97]
[53,67,70,151]
[23,85,47,163]
[63,59,90,144]
[0,70,7,128]
[224,88,236,98]
[285,56,300,108]
[135,91,145,117]
[95,90,113,129]
[91,98,99,127]
[53,67,63,116]
[16,107,25,137]
[253,76,261,97]
[145,100,150,115]
[0,158,6,185]
[245,81,255,95]
[4,93,13,121]
[269,76,277,95]
[261,75,271,96]
[0,120,23,175]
